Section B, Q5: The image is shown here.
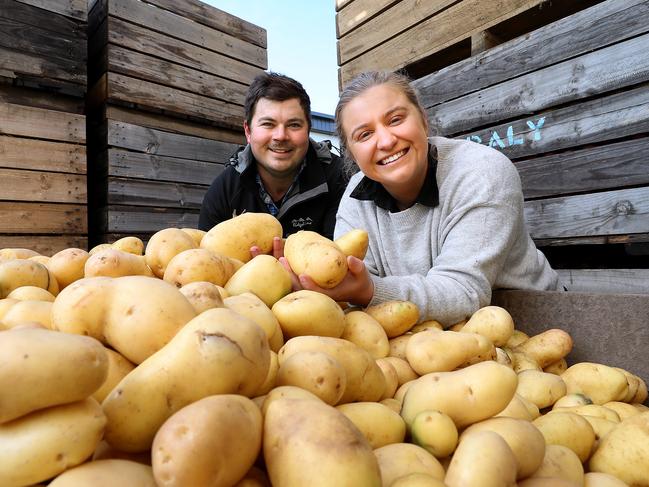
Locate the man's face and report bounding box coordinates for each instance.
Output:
[244,97,310,180]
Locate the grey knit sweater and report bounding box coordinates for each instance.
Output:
[334,136,561,325]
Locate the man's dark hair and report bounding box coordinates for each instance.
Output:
[244,72,312,130]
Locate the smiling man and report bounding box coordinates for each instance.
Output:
[198,72,347,239]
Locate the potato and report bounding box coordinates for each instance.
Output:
[278,335,386,403]
[92,348,136,404]
[284,230,348,288]
[390,473,447,487]
[84,248,152,278]
[112,236,145,255]
[589,412,649,486]
[389,334,412,360]
[256,351,279,396]
[0,248,40,261]
[225,255,292,307]
[410,410,458,458]
[163,248,237,288]
[180,228,206,246]
[533,411,596,462]
[632,375,648,403]
[223,292,279,341]
[7,285,55,302]
[514,329,573,369]
[545,358,569,375]
[518,478,580,487]
[1,299,52,329]
[48,459,155,487]
[260,385,323,416]
[495,393,539,421]
[561,362,629,405]
[272,289,346,338]
[551,404,620,423]
[145,228,197,278]
[0,259,58,298]
[380,398,402,414]
[179,281,224,314]
[234,466,271,487]
[495,347,513,367]
[276,351,346,405]
[410,320,443,333]
[395,380,416,403]
[89,243,113,255]
[510,350,542,373]
[406,330,495,374]
[383,356,419,386]
[365,300,419,337]
[602,401,642,421]
[401,361,518,430]
[336,402,406,449]
[460,417,546,479]
[376,358,399,400]
[527,444,584,485]
[268,320,285,353]
[553,392,593,409]
[264,398,381,486]
[374,443,445,487]
[0,398,106,487]
[516,369,567,409]
[506,329,530,348]
[334,228,369,259]
[152,395,262,487]
[583,472,630,487]
[341,310,390,358]
[0,328,108,423]
[461,305,514,347]
[102,308,269,452]
[445,431,517,487]
[614,367,640,403]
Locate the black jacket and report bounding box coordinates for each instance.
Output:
[198,139,348,240]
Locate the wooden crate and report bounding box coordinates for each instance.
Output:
[87,0,261,245]
[0,1,87,255]
[410,0,649,292]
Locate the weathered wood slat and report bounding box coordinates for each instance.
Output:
[102,205,198,233]
[0,84,85,114]
[0,235,88,254]
[0,47,86,86]
[107,177,206,208]
[107,16,263,85]
[0,136,86,174]
[0,169,86,203]
[534,233,649,247]
[413,0,649,107]
[105,106,245,144]
[336,0,401,38]
[107,148,225,184]
[13,0,86,21]
[338,0,455,64]
[106,73,244,129]
[0,103,85,143]
[524,187,649,240]
[142,0,266,48]
[106,120,236,162]
[555,269,649,294]
[107,45,247,106]
[431,34,649,134]
[339,0,543,85]
[2,0,85,36]
[0,202,86,233]
[517,137,649,200]
[459,84,649,160]
[336,0,355,11]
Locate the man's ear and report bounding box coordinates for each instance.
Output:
[244,121,252,143]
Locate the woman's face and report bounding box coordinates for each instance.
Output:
[341,84,429,200]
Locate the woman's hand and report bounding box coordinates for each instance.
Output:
[250,236,285,260]
[296,255,374,307]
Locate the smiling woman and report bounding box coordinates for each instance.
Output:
[295,71,563,325]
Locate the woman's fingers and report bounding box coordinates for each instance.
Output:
[279,256,302,291]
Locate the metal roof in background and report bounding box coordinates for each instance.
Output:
[311,111,336,134]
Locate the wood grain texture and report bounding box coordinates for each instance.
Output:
[0,235,88,254]
[100,205,199,233]
[336,0,400,37]
[0,169,86,203]
[0,136,86,174]
[0,103,85,143]
[107,177,206,208]
[14,0,86,20]
[0,202,86,233]
[555,269,649,294]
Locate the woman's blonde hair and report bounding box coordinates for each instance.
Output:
[335,71,430,174]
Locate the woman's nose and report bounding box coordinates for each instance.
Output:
[376,125,396,150]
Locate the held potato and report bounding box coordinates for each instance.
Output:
[284,230,348,288]
[334,228,369,260]
[272,290,346,338]
[48,459,155,487]
[335,402,406,448]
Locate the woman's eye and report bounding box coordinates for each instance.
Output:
[390,116,403,125]
[357,131,371,141]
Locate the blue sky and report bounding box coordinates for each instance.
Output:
[203,1,340,115]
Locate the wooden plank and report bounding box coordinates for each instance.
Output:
[555,270,649,294]
[0,47,86,86]
[0,235,88,254]
[106,120,236,162]
[524,187,649,240]
[107,148,225,184]
[105,106,245,144]
[413,0,649,108]
[142,0,266,48]
[517,137,649,199]
[107,16,263,85]
[107,177,206,209]
[338,0,455,64]
[336,0,355,11]
[108,0,266,69]
[108,45,247,106]
[336,0,400,38]
[106,72,244,129]
[339,0,544,85]
[13,0,86,21]
[0,83,85,114]
[431,33,649,134]
[0,169,86,203]
[534,233,649,247]
[102,205,199,233]
[459,84,649,160]
[0,136,85,174]
[3,0,85,36]
[0,202,86,233]
[0,103,85,143]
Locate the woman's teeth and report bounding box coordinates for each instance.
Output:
[380,149,406,165]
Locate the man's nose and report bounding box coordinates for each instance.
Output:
[272,125,288,140]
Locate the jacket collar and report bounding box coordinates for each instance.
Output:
[229,138,333,174]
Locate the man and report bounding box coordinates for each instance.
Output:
[198,72,347,240]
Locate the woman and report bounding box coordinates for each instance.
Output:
[292,71,561,325]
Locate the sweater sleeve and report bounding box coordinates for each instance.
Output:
[198,171,235,231]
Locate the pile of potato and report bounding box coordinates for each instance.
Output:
[0,212,648,487]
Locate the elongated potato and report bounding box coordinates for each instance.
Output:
[406,330,494,374]
[516,369,567,409]
[342,310,390,358]
[49,459,155,487]
[1,299,52,329]
[7,285,55,302]
[376,358,399,400]
[527,444,584,485]
[180,228,206,246]
[225,255,292,307]
[383,356,419,386]
[561,362,629,405]
[84,248,152,278]
[533,411,596,463]
[0,248,40,261]
[336,402,406,449]
[0,328,108,423]
[365,300,419,338]
[163,248,237,288]
[461,305,514,347]
[334,228,369,260]
[284,230,348,288]
[272,289,346,338]
[515,329,573,369]
[92,348,136,404]
[112,236,145,255]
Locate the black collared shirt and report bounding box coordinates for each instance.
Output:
[349,144,439,212]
